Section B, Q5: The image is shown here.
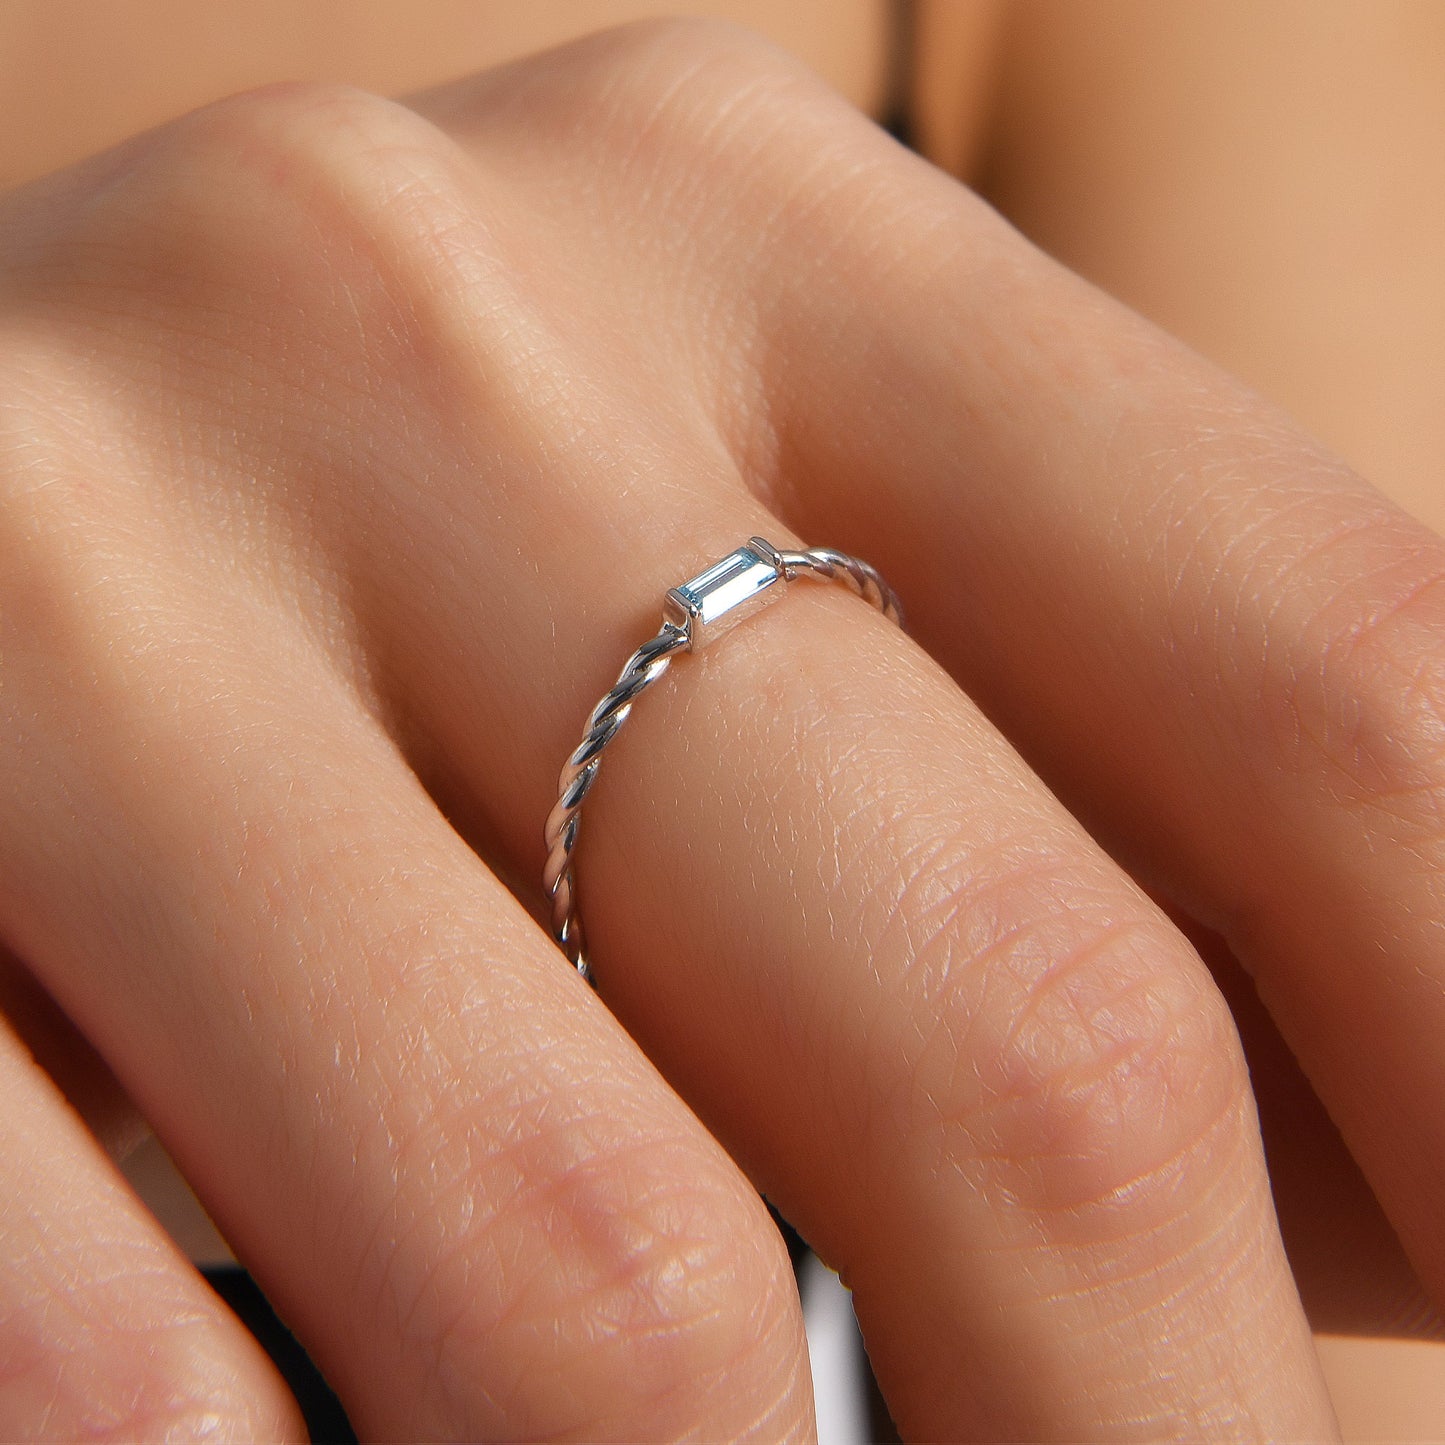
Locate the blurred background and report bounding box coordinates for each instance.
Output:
[5,1,1443,1438]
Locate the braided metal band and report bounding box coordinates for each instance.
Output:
[543,537,903,983]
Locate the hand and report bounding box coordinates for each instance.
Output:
[2,19,1441,1439]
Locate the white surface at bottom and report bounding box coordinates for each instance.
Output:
[801,1250,869,1445]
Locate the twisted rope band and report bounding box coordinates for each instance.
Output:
[543,536,903,983]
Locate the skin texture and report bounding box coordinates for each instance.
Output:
[0,11,1444,1441]
[967,1,1445,1387]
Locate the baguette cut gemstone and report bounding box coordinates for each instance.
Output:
[664,540,784,650]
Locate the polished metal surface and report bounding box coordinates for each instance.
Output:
[543,537,902,983]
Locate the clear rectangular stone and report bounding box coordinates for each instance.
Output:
[664,542,783,650]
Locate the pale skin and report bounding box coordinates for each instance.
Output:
[1,8,1445,1442]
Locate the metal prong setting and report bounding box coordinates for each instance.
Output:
[663,537,786,650]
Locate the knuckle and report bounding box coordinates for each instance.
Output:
[5,78,518,582]
[368,1031,804,1439]
[169,79,466,234]
[508,1138,801,1438]
[0,1245,297,1442]
[151,77,452,212]
[0,1344,273,1444]
[31,79,482,356]
[523,16,851,185]
[907,847,1254,1227]
[559,15,813,105]
[994,948,1249,1226]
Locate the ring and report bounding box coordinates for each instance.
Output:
[543,536,904,982]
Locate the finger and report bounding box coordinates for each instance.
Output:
[1184,923,1443,1339]
[0,988,301,1440]
[395,33,1334,1436]
[409,531,1335,1437]
[0,500,810,1437]
[722,104,1445,1315]
[1,111,813,1438]
[484,15,1445,1331]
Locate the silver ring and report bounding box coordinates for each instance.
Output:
[543,536,903,982]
